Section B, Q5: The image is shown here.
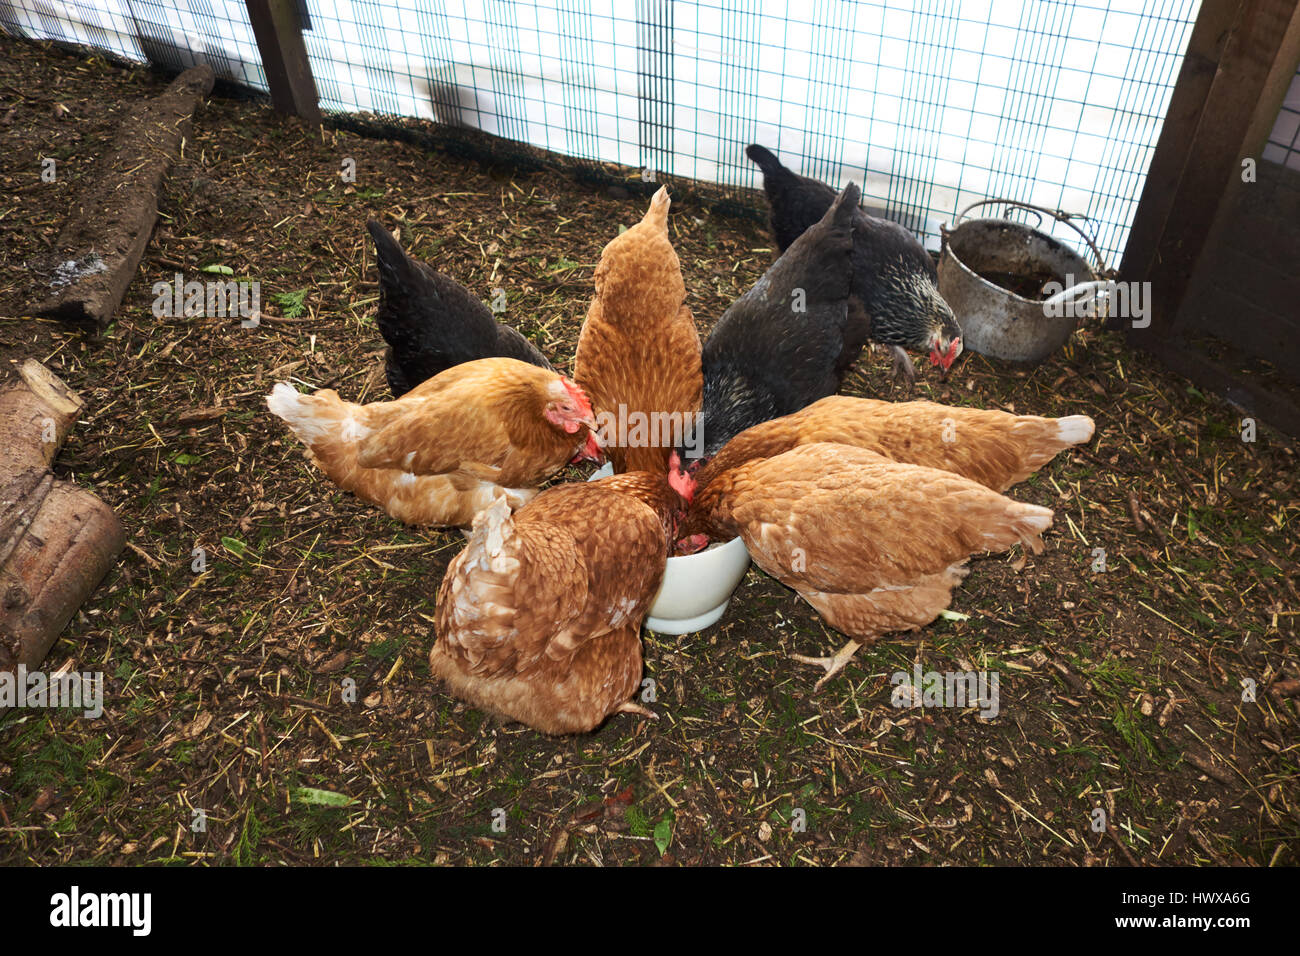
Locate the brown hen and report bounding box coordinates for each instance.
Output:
[688,443,1054,689]
[691,396,1094,495]
[267,357,601,528]
[431,473,687,734]
[574,186,702,475]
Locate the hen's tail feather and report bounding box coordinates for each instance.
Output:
[745,144,788,180]
[367,220,428,294]
[985,501,1054,555]
[827,181,861,228]
[267,382,367,494]
[265,380,303,424]
[266,382,365,449]
[269,382,522,528]
[366,220,447,373]
[266,382,369,481]
[439,496,522,667]
[1055,415,1095,446]
[998,413,1096,489]
[641,185,671,233]
[466,494,516,560]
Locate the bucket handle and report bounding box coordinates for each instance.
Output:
[1042,278,1111,318]
[953,198,1109,276]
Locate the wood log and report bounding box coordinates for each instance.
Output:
[0,483,124,671]
[32,63,215,328]
[0,359,84,473]
[0,361,124,673]
[0,469,54,569]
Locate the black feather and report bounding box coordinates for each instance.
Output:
[745,144,961,354]
[688,183,866,459]
[366,220,552,396]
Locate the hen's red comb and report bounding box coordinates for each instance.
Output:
[560,377,593,416]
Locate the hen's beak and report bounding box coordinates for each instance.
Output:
[931,338,961,380]
[563,413,603,438]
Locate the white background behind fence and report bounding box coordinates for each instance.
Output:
[2,0,1219,264]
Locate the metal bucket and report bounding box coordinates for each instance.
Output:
[938,200,1107,364]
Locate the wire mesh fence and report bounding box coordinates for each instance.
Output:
[1,0,1211,265]
[0,0,266,86]
[1265,65,1300,172]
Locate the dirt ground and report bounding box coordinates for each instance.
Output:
[0,39,1296,867]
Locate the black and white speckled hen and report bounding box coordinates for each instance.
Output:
[366,219,552,397]
[746,144,962,383]
[686,181,868,463]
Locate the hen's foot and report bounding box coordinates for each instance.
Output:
[890,346,917,387]
[790,640,863,692]
[616,701,658,720]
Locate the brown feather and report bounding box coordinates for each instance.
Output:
[689,443,1054,644]
[267,358,590,528]
[693,395,1094,494]
[574,187,702,475]
[431,473,684,734]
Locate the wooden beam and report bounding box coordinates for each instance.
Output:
[246,0,321,124]
[1184,3,1300,298]
[1240,1,1300,153]
[32,64,215,327]
[1120,0,1299,342]
[1140,338,1300,440]
[1119,0,1239,292]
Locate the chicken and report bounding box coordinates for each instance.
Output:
[266,357,601,528]
[692,396,1095,494]
[685,443,1053,689]
[431,470,694,734]
[367,220,552,397]
[573,186,702,474]
[746,144,962,383]
[685,182,869,463]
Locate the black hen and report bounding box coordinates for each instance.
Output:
[366,220,552,397]
[746,144,962,382]
[686,182,868,463]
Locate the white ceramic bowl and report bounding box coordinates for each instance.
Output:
[587,464,751,634]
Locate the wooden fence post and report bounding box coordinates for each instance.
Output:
[246,0,322,124]
[1119,0,1299,335]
